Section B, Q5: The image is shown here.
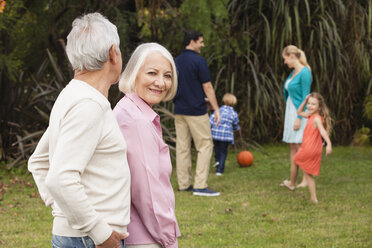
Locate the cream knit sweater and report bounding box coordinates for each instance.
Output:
[28,79,131,245]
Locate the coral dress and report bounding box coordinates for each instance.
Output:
[294,114,323,176]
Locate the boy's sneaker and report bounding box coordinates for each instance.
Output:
[212,162,219,168]
[193,188,220,196]
[216,172,223,176]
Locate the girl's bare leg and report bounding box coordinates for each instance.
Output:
[290,143,307,188]
[304,172,318,203]
[296,175,308,188]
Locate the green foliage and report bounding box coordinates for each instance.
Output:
[351,95,372,147]
[352,126,371,146]
[1,0,371,166]
[135,0,372,144]
[180,0,228,39]
[364,95,372,121]
[0,0,137,164]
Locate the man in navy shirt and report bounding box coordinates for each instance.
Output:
[174,30,221,196]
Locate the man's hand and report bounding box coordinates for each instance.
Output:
[293,118,301,131]
[96,231,129,248]
[214,109,221,127]
[205,97,213,112]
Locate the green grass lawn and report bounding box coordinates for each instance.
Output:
[1,145,371,247]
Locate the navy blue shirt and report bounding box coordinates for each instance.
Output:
[173,49,211,115]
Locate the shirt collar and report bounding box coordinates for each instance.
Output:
[182,49,198,55]
[126,92,158,122]
[222,105,234,110]
[70,79,110,108]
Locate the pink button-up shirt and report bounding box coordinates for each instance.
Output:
[113,92,181,248]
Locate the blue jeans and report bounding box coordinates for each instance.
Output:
[52,235,126,248]
[213,140,229,173]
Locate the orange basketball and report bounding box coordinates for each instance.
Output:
[237,150,254,167]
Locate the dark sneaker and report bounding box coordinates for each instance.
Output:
[178,185,193,192]
[193,188,220,196]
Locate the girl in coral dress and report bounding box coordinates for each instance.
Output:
[282,92,332,203]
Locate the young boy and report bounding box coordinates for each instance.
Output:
[210,93,240,175]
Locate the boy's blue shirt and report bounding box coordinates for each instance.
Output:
[210,105,240,144]
[283,66,312,119]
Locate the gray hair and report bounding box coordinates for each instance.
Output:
[66,12,120,71]
[119,43,178,102]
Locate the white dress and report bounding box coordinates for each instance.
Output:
[282,78,307,143]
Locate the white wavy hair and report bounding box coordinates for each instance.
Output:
[119,43,178,101]
[66,12,120,71]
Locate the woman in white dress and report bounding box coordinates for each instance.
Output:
[281,45,312,190]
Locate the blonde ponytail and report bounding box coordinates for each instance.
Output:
[298,49,311,71]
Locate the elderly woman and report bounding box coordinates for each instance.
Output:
[280,45,312,190]
[113,43,181,248]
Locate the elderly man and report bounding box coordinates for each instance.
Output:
[28,13,130,248]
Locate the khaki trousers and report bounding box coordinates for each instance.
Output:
[175,114,213,190]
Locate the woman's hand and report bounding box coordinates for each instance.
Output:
[293,118,301,131]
